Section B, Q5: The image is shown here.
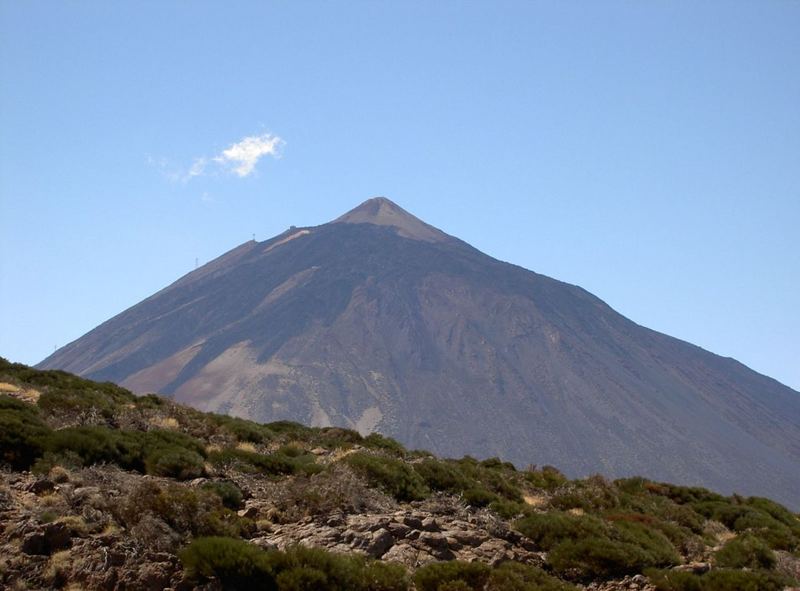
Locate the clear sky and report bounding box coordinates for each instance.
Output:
[1,1,798,391]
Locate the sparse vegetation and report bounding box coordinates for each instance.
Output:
[1,357,798,591]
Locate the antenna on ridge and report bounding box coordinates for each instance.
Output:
[252,233,255,242]
[195,257,199,269]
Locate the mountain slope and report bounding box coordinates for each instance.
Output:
[2,359,799,590]
[38,197,800,508]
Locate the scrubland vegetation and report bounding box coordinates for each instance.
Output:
[1,357,798,590]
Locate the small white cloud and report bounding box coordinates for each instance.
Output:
[213,133,284,177]
[150,132,284,184]
[188,157,208,179]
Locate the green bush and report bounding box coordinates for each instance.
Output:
[270,545,408,591]
[265,420,315,440]
[211,414,273,444]
[715,534,775,570]
[692,499,798,551]
[344,453,428,502]
[42,426,208,479]
[462,487,498,508]
[45,426,143,470]
[413,459,471,493]
[209,448,305,476]
[514,512,606,551]
[181,540,409,591]
[362,433,406,456]
[549,476,620,512]
[527,514,678,580]
[454,456,523,503]
[180,536,276,590]
[414,562,573,591]
[318,427,363,449]
[489,499,527,519]
[34,374,135,419]
[486,562,576,591]
[646,568,790,591]
[548,537,653,580]
[414,561,490,591]
[144,445,205,479]
[202,481,245,510]
[613,520,680,564]
[134,393,166,408]
[0,395,51,469]
[524,465,567,490]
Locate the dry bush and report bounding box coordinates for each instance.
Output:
[262,463,393,522]
[44,550,72,587]
[130,513,182,552]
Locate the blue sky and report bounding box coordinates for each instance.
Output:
[1,1,798,390]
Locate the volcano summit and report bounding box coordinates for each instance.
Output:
[39,198,800,507]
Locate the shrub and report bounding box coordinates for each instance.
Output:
[480,457,516,472]
[0,395,51,469]
[646,567,791,591]
[278,443,306,458]
[116,480,248,540]
[454,456,523,502]
[180,536,276,590]
[715,534,775,570]
[34,372,135,420]
[42,426,207,479]
[549,537,654,580]
[202,481,245,510]
[361,561,409,591]
[362,433,406,456]
[524,465,567,490]
[489,499,527,519]
[183,540,410,591]
[265,420,314,440]
[745,497,800,531]
[462,487,498,508]
[486,562,576,591]
[549,476,620,512]
[692,499,798,551]
[414,561,490,591]
[209,448,303,476]
[533,515,678,580]
[414,562,574,591]
[134,393,166,408]
[45,426,143,470]
[413,459,471,494]
[513,512,606,551]
[270,545,408,591]
[210,414,272,444]
[344,453,428,502]
[612,520,680,565]
[144,446,205,479]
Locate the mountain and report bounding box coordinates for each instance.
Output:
[37,197,800,508]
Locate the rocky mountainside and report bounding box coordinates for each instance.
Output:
[37,197,800,508]
[2,360,799,590]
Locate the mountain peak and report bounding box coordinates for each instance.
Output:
[332,197,449,243]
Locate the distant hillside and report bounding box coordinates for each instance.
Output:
[38,197,800,509]
[1,359,799,590]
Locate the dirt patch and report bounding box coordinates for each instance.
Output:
[0,383,41,404]
[523,494,547,508]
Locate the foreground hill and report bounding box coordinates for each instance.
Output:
[36,198,800,510]
[2,359,799,590]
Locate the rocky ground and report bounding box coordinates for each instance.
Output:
[2,359,799,590]
[0,468,669,591]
